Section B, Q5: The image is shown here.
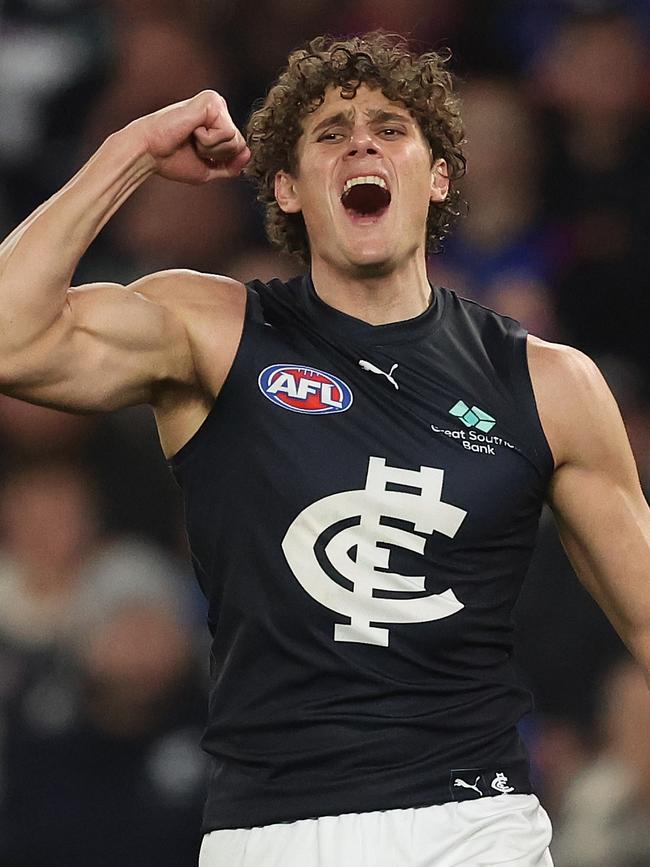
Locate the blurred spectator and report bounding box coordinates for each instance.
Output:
[489,0,650,78]
[0,394,97,459]
[340,0,463,49]
[78,2,246,280]
[0,396,184,551]
[528,715,592,821]
[0,538,207,867]
[100,175,247,279]
[428,78,562,340]
[0,0,110,224]
[532,9,650,369]
[551,658,650,867]
[0,460,100,706]
[212,0,334,115]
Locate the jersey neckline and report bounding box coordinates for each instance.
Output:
[300,274,446,346]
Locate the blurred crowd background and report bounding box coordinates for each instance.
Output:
[0,0,649,864]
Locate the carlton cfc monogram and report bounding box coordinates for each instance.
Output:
[282,456,467,646]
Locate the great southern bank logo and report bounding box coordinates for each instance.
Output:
[258,364,353,414]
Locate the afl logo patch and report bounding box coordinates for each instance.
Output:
[258,364,353,414]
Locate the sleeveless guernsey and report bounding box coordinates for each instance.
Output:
[170,275,554,833]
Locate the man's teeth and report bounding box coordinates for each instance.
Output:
[342,176,388,195]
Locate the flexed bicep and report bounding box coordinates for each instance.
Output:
[0,89,248,416]
[1,273,195,412]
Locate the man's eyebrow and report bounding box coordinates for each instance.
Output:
[310,110,354,136]
[366,109,414,124]
[308,106,414,137]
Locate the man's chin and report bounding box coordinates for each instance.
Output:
[316,236,411,278]
[347,257,395,278]
[339,242,396,276]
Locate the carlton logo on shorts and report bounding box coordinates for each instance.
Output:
[449,766,530,801]
[258,364,353,414]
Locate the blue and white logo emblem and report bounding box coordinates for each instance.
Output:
[258,364,353,415]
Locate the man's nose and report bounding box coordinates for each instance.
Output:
[345,128,380,158]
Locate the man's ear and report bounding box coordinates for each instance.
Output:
[430,159,450,203]
[275,171,302,214]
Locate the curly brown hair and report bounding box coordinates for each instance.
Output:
[245,31,466,265]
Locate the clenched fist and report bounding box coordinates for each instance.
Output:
[130,90,250,184]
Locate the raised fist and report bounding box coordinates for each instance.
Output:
[130,90,250,184]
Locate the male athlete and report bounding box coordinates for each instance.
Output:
[1,32,649,867]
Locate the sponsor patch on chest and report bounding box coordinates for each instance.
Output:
[430,400,516,457]
[258,364,353,414]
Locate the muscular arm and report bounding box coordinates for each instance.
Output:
[529,337,650,681]
[0,91,249,413]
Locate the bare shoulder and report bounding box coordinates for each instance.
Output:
[131,268,247,321]
[526,334,605,401]
[130,270,248,457]
[527,334,627,469]
[134,268,247,392]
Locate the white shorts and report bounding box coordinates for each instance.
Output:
[199,794,553,867]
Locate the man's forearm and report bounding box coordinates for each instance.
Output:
[624,626,650,690]
[0,128,154,352]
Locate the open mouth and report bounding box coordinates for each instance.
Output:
[340,175,392,218]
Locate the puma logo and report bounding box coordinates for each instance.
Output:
[358,359,399,390]
[453,776,483,797]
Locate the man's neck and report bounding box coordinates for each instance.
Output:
[310,254,432,326]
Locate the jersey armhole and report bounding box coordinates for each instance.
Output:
[168,284,259,470]
[510,328,555,483]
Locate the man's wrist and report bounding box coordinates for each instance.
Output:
[103,124,157,180]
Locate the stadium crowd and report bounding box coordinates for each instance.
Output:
[0,0,649,864]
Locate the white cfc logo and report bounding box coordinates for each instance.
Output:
[281,457,467,646]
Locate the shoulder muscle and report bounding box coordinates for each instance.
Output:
[527,335,626,471]
[131,269,247,398]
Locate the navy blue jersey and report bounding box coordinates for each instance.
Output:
[170,275,554,832]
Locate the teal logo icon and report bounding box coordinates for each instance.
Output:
[449,400,496,432]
